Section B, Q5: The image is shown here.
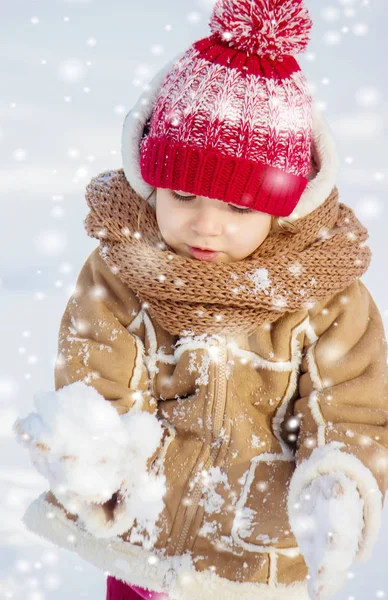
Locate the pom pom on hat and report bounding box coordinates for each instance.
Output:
[209,0,313,60]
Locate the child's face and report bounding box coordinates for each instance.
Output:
[155,188,272,263]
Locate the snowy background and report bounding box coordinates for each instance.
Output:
[1,0,388,598]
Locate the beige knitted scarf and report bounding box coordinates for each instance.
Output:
[84,169,371,336]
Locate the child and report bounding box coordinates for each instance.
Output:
[14,1,388,599]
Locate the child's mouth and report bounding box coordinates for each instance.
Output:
[189,246,220,261]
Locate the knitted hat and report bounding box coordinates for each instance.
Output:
[138,0,314,218]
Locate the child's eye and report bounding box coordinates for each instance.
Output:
[170,191,252,214]
[171,191,194,202]
[229,204,253,214]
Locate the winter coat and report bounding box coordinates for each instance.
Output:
[16,56,388,600]
[22,243,388,596]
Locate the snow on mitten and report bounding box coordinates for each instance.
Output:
[13,380,167,539]
[288,472,364,600]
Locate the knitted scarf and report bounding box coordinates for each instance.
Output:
[84,169,371,336]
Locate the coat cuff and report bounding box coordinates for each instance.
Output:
[287,441,382,563]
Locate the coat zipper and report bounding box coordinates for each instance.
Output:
[174,335,228,556]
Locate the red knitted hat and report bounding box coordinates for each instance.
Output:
[139,0,314,217]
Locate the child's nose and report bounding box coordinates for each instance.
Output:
[191,210,223,236]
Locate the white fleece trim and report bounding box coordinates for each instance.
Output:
[269,318,307,455]
[167,323,305,372]
[296,313,334,447]
[23,493,309,599]
[156,351,178,366]
[227,340,303,372]
[121,51,185,204]
[287,441,383,564]
[231,452,300,562]
[142,310,160,382]
[303,318,319,347]
[127,308,144,334]
[268,550,279,588]
[301,318,328,447]
[149,419,177,476]
[128,334,147,393]
[287,103,340,222]
[128,308,161,393]
[121,57,340,220]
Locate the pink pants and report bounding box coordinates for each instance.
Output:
[106,576,170,599]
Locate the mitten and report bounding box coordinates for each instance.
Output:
[13,380,167,540]
[288,471,364,600]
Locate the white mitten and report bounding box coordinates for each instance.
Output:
[13,380,167,540]
[288,472,364,600]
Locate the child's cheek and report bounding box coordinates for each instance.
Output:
[224,222,239,236]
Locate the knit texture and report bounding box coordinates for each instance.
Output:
[139,0,314,217]
[83,169,371,337]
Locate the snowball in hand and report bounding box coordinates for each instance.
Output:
[14,381,165,504]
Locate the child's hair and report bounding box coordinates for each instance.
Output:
[137,187,300,235]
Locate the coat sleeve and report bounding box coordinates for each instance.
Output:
[14,247,170,538]
[288,278,388,563]
[54,246,157,417]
